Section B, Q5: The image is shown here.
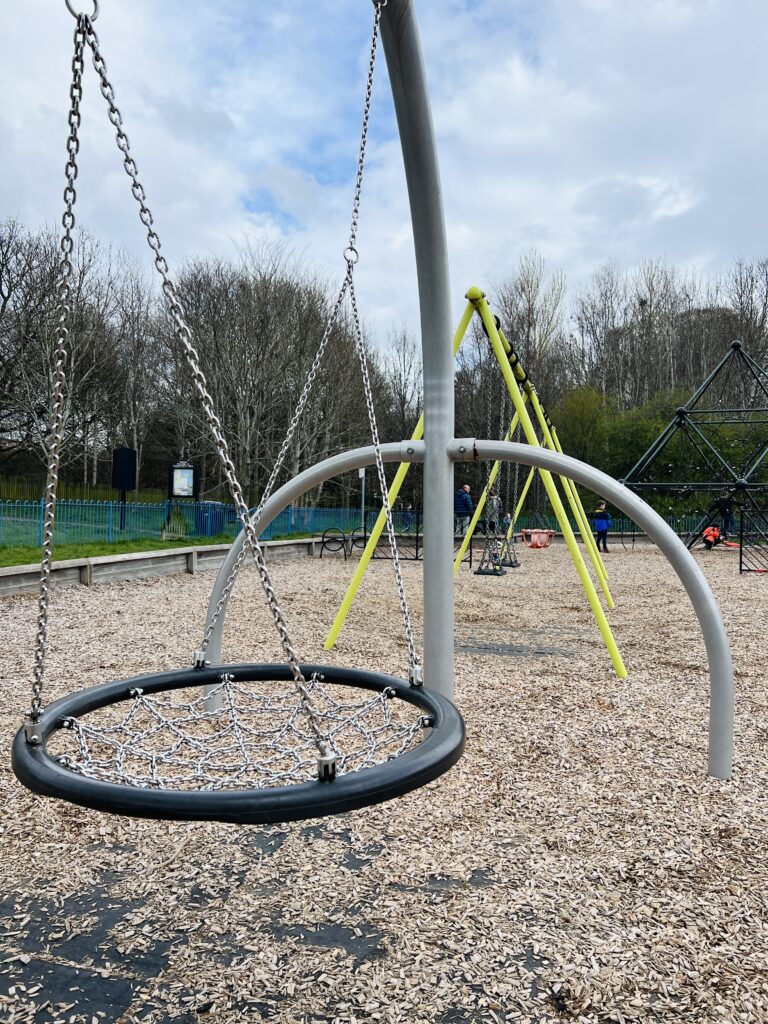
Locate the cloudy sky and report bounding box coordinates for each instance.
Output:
[2,0,768,346]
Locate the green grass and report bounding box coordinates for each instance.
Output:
[0,534,235,568]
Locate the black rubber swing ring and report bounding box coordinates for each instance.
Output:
[12,663,465,824]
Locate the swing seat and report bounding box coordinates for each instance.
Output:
[12,663,465,824]
[474,566,506,576]
[521,528,555,549]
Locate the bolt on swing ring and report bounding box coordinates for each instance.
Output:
[65,0,99,20]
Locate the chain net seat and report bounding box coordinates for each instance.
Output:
[14,664,463,823]
[12,1,465,825]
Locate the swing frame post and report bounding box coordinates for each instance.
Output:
[466,288,628,679]
[380,0,455,698]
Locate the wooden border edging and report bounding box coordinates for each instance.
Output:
[0,538,317,598]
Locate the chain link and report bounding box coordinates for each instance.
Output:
[65,0,99,21]
[348,276,419,671]
[347,1,384,253]
[28,19,87,726]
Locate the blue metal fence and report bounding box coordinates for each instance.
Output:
[0,500,372,549]
[0,498,705,550]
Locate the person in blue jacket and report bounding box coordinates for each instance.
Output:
[454,483,473,535]
[593,499,612,552]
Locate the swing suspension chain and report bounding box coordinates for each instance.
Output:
[344,0,419,677]
[86,18,333,754]
[29,20,87,726]
[348,277,420,677]
[346,0,387,260]
[512,422,521,521]
[483,360,493,490]
[198,2,407,661]
[200,273,350,653]
[31,8,334,758]
[500,390,509,512]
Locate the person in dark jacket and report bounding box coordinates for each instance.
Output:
[593,500,612,552]
[454,484,473,535]
[714,490,738,539]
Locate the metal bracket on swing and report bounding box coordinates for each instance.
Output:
[23,716,43,745]
[317,752,338,783]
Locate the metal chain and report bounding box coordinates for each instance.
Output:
[484,373,493,491]
[511,420,521,520]
[199,0,389,653]
[27,19,87,733]
[35,15,328,760]
[199,276,350,652]
[343,1,420,679]
[348,276,420,675]
[346,0,385,259]
[497,379,506,512]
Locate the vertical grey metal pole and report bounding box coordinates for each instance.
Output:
[380,0,454,698]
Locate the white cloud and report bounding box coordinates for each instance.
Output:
[2,0,768,347]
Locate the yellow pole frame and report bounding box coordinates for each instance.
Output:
[549,424,604,571]
[467,287,627,678]
[492,325,611,597]
[324,302,475,650]
[526,389,613,603]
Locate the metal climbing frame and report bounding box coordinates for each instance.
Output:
[202,0,734,779]
[739,507,768,573]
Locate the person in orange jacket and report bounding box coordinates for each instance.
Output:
[702,524,722,550]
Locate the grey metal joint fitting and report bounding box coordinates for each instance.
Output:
[24,716,43,746]
[317,753,338,783]
[450,440,478,462]
[409,664,423,687]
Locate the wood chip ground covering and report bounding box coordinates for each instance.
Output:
[1,543,766,1023]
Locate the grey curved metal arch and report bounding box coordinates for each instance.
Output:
[203,439,733,780]
[458,440,734,782]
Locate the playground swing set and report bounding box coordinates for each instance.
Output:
[327,292,619,667]
[12,0,735,831]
